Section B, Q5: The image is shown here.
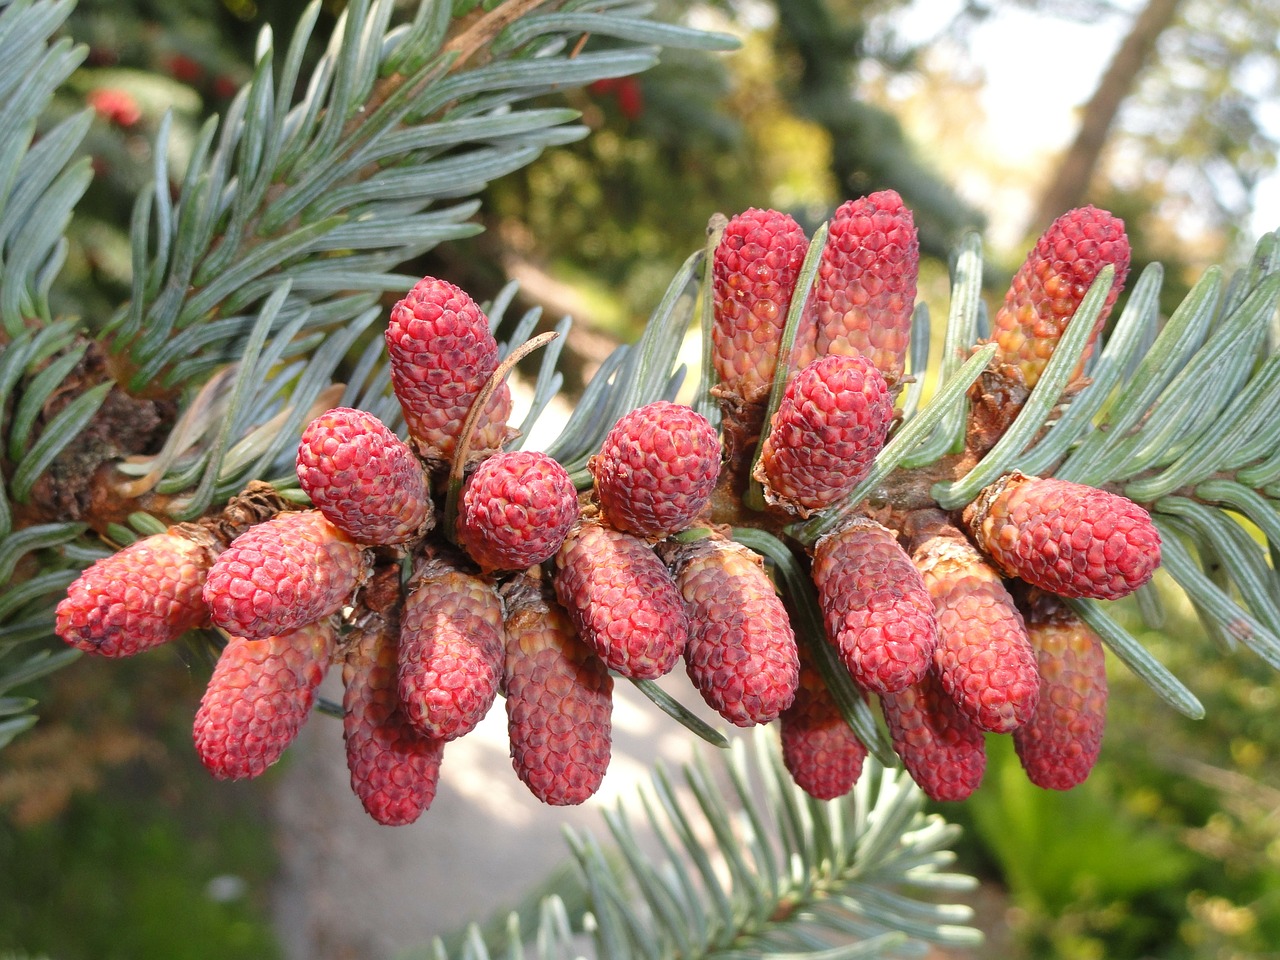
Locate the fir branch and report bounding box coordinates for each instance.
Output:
[429,729,979,959]
[102,0,734,390]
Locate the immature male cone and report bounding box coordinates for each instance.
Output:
[344,618,444,827]
[56,526,219,658]
[711,207,808,406]
[756,354,893,515]
[203,509,366,640]
[910,513,1040,734]
[990,205,1130,389]
[503,576,613,806]
[810,518,937,695]
[554,519,689,680]
[966,472,1161,600]
[588,401,721,539]
[398,555,504,742]
[799,189,919,382]
[296,406,433,545]
[780,646,867,800]
[457,450,579,572]
[665,536,799,726]
[194,621,334,780]
[880,668,986,803]
[1013,592,1108,790]
[385,275,512,463]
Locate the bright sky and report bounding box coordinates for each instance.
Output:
[889,0,1280,243]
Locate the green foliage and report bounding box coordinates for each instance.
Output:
[967,737,1195,951]
[0,790,281,960]
[0,655,281,960]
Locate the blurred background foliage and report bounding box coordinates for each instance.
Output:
[5,0,1280,957]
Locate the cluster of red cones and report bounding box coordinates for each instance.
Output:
[55,195,1160,821]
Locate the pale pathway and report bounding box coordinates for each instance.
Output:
[272,668,728,960]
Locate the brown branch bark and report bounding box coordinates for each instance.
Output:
[1027,0,1185,234]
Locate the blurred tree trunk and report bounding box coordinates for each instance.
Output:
[1027,0,1185,233]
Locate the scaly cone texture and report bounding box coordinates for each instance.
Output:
[780,645,867,800]
[193,621,334,780]
[810,518,937,695]
[456,450,579,572]
[990,205,1130,388]
[912,527,1039,733]
[797,190,919,383]
[756,354,893,515]
[553,519,689,680]
[965,472,1161,600]
[666,536,799,726]
[503,577,613,806]
[296,407,433,545]
[711,207,809,405]
[203,509,366,639]
[588,401,722,539]
[398,557,504,741]
[880,668,987,803]
[1013,593,1108,790]
[385,275,512,463]
[343,619,444,826]
[56,527,218,658]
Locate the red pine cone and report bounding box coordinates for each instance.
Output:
[1013,593,1108,790]
[296,406,433,545]
[880,668,986,802]
[991,205,1130,388]
[398,557,504,741]
[193,621,334,780]
[666,537,799,726]
[780,646,867,800]
[553,519,689,680]
[503,577,613,805]
[913,531,1039,733]
[588,401,721,539]
[385,276,512,463]
[711,208,809,404]
[965,473,1161,600]
[456,450,579,572]
[203,510,366,640]
[810,518,937,695]
[343,620,444,826]
[799,190,919,383]
[756,354,893,515]
[56,527,218,657]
